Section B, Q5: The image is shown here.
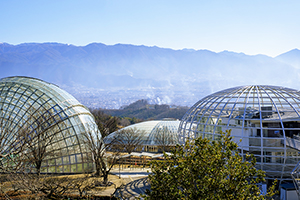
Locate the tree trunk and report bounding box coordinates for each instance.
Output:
[103,173,108,185]
[37,168,41,177]
[95,170,101,177]
[36,159,42,177]
[94,159,101,177]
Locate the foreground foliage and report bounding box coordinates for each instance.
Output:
[145,130,276,200]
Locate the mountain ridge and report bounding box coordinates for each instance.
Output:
[1,42,300,108]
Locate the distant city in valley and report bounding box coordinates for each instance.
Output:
[1,42,300,109]
[66,85,206,109]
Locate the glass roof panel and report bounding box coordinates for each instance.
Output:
[0,76,98,174]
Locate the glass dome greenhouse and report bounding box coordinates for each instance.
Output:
[178,85,300,181]
[0,76,98,174]
[106,119,180,152]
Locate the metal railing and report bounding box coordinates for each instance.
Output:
[285,137,300,151]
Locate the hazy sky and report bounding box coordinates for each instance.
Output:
[1,0,300,57]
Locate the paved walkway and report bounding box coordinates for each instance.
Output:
[110,168,151,199]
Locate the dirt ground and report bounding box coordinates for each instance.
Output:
[0,173,125,199]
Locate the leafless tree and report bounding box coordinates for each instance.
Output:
[0,107,102,199]
[8,173,43,195]
[7,171,100,199]
[0,106,70,198]
[8,173,76,199]
[90,109,119,138]
[0,109,34,173]
[154,126,177,152]
[119,118,131,127]
[0,105,65,176]
[18,107,63,177]
[39,176,75,198]
[68,174,97,197]
[81,127,120,185]
[113,127,146,154]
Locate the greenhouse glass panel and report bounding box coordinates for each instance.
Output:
[0,76,100,174]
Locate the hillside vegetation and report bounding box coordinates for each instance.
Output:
[100,99,189,121]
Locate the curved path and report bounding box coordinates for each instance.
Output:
[111,168,151,199]
[114,177,150,199]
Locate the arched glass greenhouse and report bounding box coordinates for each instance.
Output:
[106,119,180,152]
[0,76,98,173]
[179,85,300,181]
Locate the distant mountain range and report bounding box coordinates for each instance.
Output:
[102,99,189,121]
[1,42,300,108]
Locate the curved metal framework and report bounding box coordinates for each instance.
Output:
[179,85,300,181]
[147,120,180,146]
[107,120,180,152]
[0,76,98,173]
[291,161,300,197]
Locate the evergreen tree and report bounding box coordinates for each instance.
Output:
[145,130,276,200]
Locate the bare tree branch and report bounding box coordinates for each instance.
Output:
[112,127,146,154]
[17,107,64,176]
[80,127,120,184]
[90,109,119,138]
[154,126,177,152]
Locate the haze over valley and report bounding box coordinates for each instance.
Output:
[1,42,300,109]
